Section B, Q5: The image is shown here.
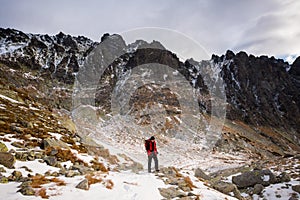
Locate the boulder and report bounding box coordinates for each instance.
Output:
[292,185,300,193]
[0,142,8,152]
[43,156,58,167]
[17,186,35,196]
[158,187,186,199]
[71,164,93,175]
[253,184,264,195]
[232,169,277,188]
[12,170,23,182]
[194,168,211,180]
[0,176,8,183]
[278,172,291,183]
[76,178,89,190]
[41,138,69,149]
[212,181,243,200]
[130,162,143,173]
[65,170,79,177]
[0,152,15,168]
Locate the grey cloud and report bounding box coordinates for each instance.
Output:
[0,0,299,58]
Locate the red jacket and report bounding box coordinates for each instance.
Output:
[146,140,157,155]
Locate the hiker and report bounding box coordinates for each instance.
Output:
[145,136,159,173]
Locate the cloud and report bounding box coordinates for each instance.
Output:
[0,0,299,58]
[233,0,300,56]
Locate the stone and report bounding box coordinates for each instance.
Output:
[232,169,277,188]
[292,185,300,193]
[0,152,15,168]
[18,181,32,188]
[15,152,27,161]
[41,138,69,149]
[12,170,23,181]
[0,167,6,173]
[65,170,78,177]
[76,178,89,190]
[11,142,25,148]
[51,172,59,177]
[278,172,291,183]
[253,184,264,195]
[18,186,35,196]
[160,167,179,177]
[34,153,43,159]
[177,178,192,192]
[0,142,8,152]
[71,164,93,175]
[8,149,16,154]
[0,176,8,183]
[289,193,299,200]
[212,181,243,200]
[194,168,211,180]
[130,162,143,173]
[159,187,186,199]
[43,156,57,166]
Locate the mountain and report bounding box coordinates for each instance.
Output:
[0,28,300,199]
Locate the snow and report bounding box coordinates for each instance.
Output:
[0,43,25,55]
[0,160,240,200]
[253,180,300,200]
[262,175,270,182]
[48,132,63,140]
[0,94,22,104]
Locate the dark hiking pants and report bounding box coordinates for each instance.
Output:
[148,152,158,172]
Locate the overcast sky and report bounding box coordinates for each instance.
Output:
[1,0,300,62]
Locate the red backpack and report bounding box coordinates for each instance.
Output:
[145,139,151,151]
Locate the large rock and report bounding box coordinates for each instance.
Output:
[76,178,89,190]
[41,138,69,149]
[158,187,186,199]
[43,156,58,167]
[278,172,291,183]
[194,168,211,180]
[212,181,243,200]
[0,152,15,168]
[232,169,277,188]
[253,184,264,195]
[17,186,35,196]
[0,142,8,152]
[292,185,300,193]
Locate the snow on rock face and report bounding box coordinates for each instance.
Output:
[0,28,97,84]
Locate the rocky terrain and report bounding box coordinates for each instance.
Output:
[0,28,300,199]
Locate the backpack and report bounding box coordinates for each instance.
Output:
[145,139,150,151]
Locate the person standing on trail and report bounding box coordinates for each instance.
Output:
[145,136,159,173]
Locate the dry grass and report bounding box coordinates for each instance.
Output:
[51,178,66,186]
[184,176,196,189]
[84,173,114,190]
[37,187,49,199]
[90,160,108,172]
[172,167,183,177]
[29,174,66,188]
[105,179,114,190]
[71,143,88,154]
[85,174,103,185]
[45,147,86,166]
[87,146,119,165]
[30,175,50,188]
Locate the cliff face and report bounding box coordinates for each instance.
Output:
[214,51,300,131]
[1,28,299,156]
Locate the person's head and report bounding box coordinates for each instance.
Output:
[150,136,155,141]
